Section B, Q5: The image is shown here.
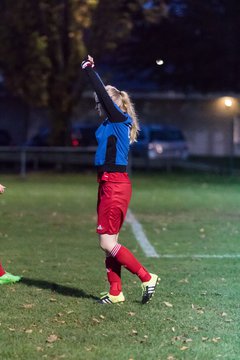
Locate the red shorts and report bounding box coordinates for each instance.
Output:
[97,181,132,235]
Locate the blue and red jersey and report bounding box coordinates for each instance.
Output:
[82,65,132,176]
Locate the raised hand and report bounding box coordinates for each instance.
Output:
[0,184,6,194]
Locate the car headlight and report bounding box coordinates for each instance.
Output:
[155,144,163,154]
[148,143,163,154]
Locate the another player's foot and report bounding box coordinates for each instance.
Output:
[98,291,125,304]
[0,272,21,285]
[141,273,160,304]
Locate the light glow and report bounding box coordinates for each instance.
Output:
[156,59,164,66]
[224,97,233,108]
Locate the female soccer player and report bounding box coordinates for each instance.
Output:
[0,183,21,285]
[81,55,160,304]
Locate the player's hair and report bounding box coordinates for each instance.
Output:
[105,85,140,143]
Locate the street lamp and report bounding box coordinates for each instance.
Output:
[224,97,235,174]
[156,59,164,66]
[224,97,233,108]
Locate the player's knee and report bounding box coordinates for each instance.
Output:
[99,234,117,253]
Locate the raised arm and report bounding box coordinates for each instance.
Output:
[0,184,6,194]
[81,56,126,123]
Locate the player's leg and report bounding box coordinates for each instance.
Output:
[97,182,125,303]
[105,254,122,295]
[97,234,125,304]
[110,243,160,304]
[97,182,160,304]
[101,234,122,296]
[100,235,160,304]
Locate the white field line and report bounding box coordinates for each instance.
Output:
[126,209,159,258]
[158,254,240,259]
[126,210,240,259]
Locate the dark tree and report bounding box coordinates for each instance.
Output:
[111,0,240,92]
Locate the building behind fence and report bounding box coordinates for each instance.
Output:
[1,91,240,158]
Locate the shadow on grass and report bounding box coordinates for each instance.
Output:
[21,277,99,300]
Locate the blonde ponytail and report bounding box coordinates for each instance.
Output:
[105,85,140,143]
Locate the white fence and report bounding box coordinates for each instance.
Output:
[0,146,234,176]
[0,146,97,177]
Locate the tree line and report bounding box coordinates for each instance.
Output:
[0,0,239,145]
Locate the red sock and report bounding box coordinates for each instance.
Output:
[105,256,122,296]
[0,262,6,277]
[110,244,151,282]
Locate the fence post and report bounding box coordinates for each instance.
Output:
[20,148,26,178]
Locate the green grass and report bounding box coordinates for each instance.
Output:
[0,172,240,360]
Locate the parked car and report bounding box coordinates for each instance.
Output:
[24,124,98,147]
[71,124,98,147]
[131,124,189,162]
[24,123,189,165]
[24,127,50,146]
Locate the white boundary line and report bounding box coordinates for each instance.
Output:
[158,254,240,259]
[126,209,159,258]
[126,210,240,259]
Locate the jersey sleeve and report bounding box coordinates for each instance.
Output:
[83,66,127,123]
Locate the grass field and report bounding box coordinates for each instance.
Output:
[0,171,240,360]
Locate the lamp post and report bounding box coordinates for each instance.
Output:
[224,97,234,174]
